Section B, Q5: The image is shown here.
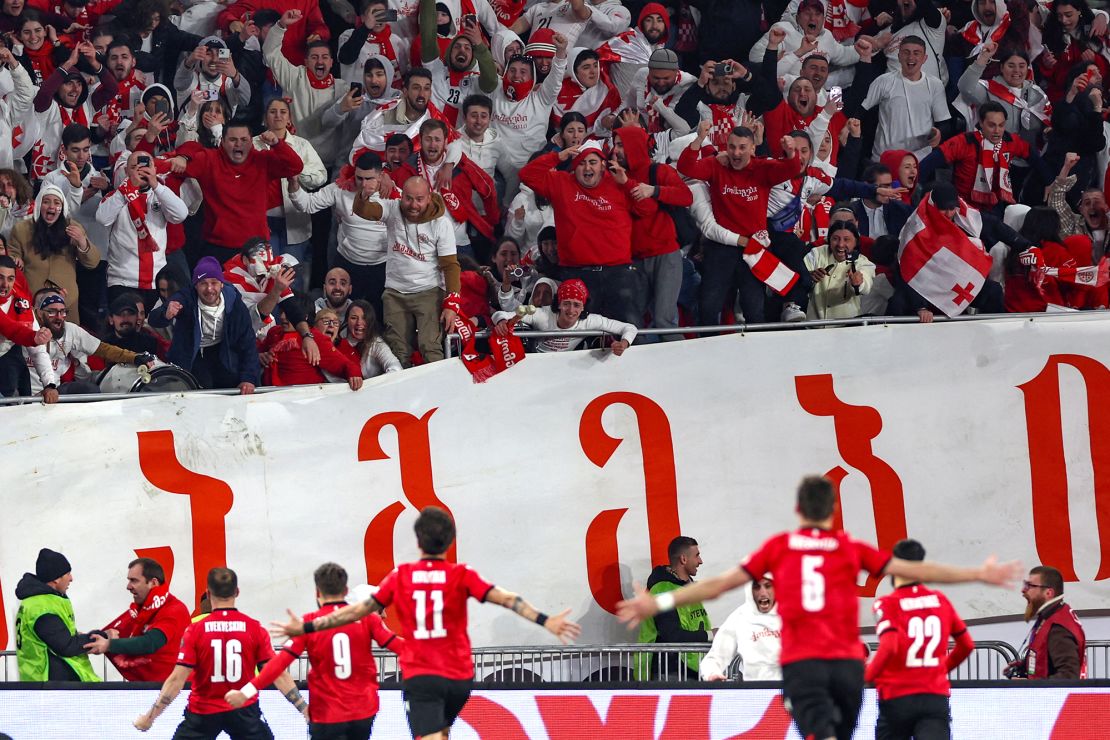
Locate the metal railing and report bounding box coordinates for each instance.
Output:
[1086,640,1110,679]
[442,311,1070,359]
[0,639,1034,684]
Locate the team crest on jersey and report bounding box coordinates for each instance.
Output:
[442,191,460,210]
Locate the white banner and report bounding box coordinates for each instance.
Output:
[2,314,1110,650]
[0,686,1107,739]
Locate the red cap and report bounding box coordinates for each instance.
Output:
[557,278,589,305]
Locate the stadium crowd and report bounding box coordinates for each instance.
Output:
[0,0,1109,398]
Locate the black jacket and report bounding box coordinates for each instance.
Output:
[15,573,99,681]
[851,199,912,239]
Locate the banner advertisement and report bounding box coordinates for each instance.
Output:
[0,686,1106,739]
[2,315,1110,650]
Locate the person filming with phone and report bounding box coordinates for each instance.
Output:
[803,220,875,319]
[95,151,189,310]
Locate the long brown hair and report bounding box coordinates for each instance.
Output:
[345,299,382,362]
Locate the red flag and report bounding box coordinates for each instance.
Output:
[897,193,992,317]
[445,297,526,383]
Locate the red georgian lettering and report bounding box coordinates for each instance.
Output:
[358,410,457,623]
[134,546,175,586]
[580,393,682,614]
[136,430,233,611]
[796,374,908,596]
[1018,355,1110,581]
[457,695,530,738]
[0,577,6,649]
[1050,692,1110,737]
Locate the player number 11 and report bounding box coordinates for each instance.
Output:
[413,589,447,639]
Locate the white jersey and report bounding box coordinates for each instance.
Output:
[492,53,568,162]
[95,184,189,290]
[427,58,483,126]
[0,64,35,170]
[289,185,390,266]
[378,198,457,293]
[24,322,102,393]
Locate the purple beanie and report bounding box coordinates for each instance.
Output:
[192,256,225,284]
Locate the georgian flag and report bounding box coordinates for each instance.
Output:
[897,194,993,317]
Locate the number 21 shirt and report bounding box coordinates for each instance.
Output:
[374,559,495,680]
[741,528,891,665]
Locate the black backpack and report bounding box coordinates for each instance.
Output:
[649,162,699,249]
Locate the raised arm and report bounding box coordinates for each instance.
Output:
[484,586,581,644]
[270,599,382,638]
[617,565,751,628]
[883,555,1021,586]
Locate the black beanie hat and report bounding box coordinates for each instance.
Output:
[36,548,71,583]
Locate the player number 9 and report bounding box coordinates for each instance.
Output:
[333,632,352,679]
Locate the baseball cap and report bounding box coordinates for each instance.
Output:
[109,294,140,316]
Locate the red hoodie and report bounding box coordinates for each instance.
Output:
[259,327,361,386]
[178,138,303,249]
[520,151,658,267]
[615,126,692,259]
[879,148,917,205]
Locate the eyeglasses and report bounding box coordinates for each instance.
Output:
[319,319,340,327]
[44,308,68,316]
[1022,581,1048,591]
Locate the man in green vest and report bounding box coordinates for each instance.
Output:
[636,536,712,679]
[15,548,102,682]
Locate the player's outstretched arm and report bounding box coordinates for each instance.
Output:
[225,648,303,712]
[273,670,309,720]
[270,599,382,638]
[485,587,582,644]
[884,555,1021,587]
[616,565,751,628]
[134,664,190,732]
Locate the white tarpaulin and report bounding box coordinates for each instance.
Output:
[2,314,1109,649]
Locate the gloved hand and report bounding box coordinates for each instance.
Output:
[133,352,157,367]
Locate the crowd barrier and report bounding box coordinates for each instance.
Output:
[6,640,1102,684]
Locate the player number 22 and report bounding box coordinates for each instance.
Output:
[211,638,243,683]
[413,589,447,639]
[906,615,943,667]
[801,555,825,612]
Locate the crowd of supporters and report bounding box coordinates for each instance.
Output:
[0,0,1108,398]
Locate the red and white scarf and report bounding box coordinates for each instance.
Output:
[971,131,1014,206]
[118,179,161,289]
[824,0,870,42]
[800,196,835,245]
[960,13,1012,56]
[60,104,89,128]
[306,67,335,90]
[744,229,798,295]
[981,78,1052,126]
[1037,258,1110,287]
[704,102,741,150]
[554,67,623,128]
[102,70,149,129]
[444,295,526,382]
[106,581,171,638]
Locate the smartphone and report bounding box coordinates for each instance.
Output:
[380,8,399,22]
[713,62,732,77]
[11,43,23,57]
[350,81,363,96]
[828,85,843,101]
[152,97,172,118]
[463,13,477,25]
[137,155,153,167]
[217,47,231,60]
[204,87,220,101]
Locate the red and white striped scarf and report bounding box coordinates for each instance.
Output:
[824,0,870,42]
[705,102,741,150]
[59,105,89,128]
[960,13,1012,55]
[118,180,160,289]
[981,78,1052,126]
[743,229,798,296]
[971,131,1014,207]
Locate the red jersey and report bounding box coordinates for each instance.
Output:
[249,602,402,723]
[177,608,276,714]
[742,528,890,665]
[867,584,970,700]
[373,559,495,680]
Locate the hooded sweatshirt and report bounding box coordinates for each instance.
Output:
[699,581,782,681]
[878,149,917,204]
[14,573,102,682]
[554,47,623,133]
[520,150,658,267]
[30,63,119,179]
[615,125,692,259]
[597,2,669,96]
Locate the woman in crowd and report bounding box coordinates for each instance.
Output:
[0,169,34,240]
[338,299,402,378]
[258,299,363,389]
[878,149,918,205]
[1037,0,1110,102]
[14,10,57,84]
[178,95,230,147]
[6,184,100,316]
[543,111,591,156]
[1004,206,1104,311]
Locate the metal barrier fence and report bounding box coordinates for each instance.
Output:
[442,311,1058,359]
[0,639,1041,684]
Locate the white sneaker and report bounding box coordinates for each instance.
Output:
[781,302,806,322]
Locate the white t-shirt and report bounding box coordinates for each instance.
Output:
[862,72,951,160]
[198,293,225,348]
[379,199,458,293]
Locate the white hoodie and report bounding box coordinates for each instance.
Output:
[699,582,782,681]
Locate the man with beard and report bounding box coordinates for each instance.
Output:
[675,59,779,152]
[636,536,710,680]
[353,177,460,366]
[324,56,399,170]
[520,139,657,327]
[101,293,162,357]
[29,41,119,180]
[265,9,347,165]
[700,576,782,681]
[96,149,189,309]
[599,3,670,97]
[421,0,497,126]
[27,289,154,402]
[0,256,51,397]
[314,267,353,314]
[622,49,695,138]
[99,38,151,134]
[84,557,191,683]
[492,31,569,201]
[172,119,304,265]
[758,77,848,163]
[290,153,390,312]
[350,68,459,170]
[1049,152,1110,261]
[1009,566,1086,680]
[393,119,499,261]
[174,36,251,117]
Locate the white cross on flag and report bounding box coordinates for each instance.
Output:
[897,192,993,317]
